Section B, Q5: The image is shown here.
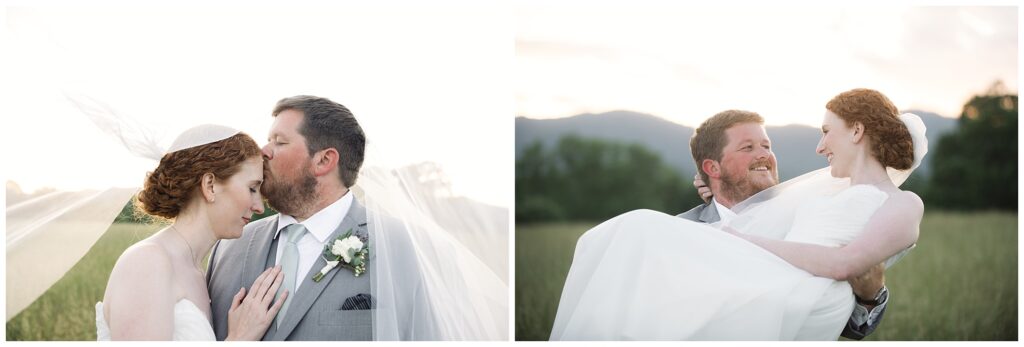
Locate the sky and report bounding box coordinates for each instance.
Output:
[0,4,1019,207]
[516,5,1018,127]
[1,5,512,207]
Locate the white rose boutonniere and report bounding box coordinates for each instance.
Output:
[313,229,369,282]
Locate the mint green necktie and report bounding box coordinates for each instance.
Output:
[275,223,307,327]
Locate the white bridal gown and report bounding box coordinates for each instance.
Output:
[96,299,216,341]
[550,184,890,340]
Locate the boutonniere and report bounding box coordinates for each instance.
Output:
[312,229,369,282]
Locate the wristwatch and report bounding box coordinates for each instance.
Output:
[856,286,888,306]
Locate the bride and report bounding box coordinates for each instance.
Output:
[7,94,507,340]
[97,128,287,340]
[550,88,925,340]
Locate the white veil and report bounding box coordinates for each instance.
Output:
[6,94,241,321]
[727,113,928,267]
[6,95,509,341]
[356,159,508,340]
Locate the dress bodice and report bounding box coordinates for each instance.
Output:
[784,185,889,247]
[95,299,216,341]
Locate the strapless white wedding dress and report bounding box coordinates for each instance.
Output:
[96,299,216,341]
[550,184,889,340]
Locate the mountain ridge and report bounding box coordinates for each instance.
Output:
[516,110,958,180]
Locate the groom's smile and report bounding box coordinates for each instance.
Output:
[715,122,780,204]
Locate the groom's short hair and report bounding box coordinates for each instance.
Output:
[273,95,366,188]
[690,110,764,183]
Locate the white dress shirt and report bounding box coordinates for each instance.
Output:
[713,197,738,225]
[274,192,354,292]
[850,287,888,328]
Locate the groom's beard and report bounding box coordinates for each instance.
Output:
[262,165,319,217]
[719,164,778,204]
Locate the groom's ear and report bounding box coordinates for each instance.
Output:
[701,159,721,179]
[311,148,340,177]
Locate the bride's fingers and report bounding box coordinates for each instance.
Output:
[262,269,285,305]
[249,268,274,300]
[267,290,288,319]
[254,266,280,301]
[230,287,246,312]
[248,267,273,300]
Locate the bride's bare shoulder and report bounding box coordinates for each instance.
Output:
[107,238,175,295]
[890,190,924,216]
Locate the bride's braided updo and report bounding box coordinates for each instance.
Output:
[826,88,915,170]
[136,133,262,219]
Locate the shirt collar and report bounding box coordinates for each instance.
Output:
[712,197,738,224]
[274,191,354,244]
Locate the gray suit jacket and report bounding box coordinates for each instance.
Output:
[207,200,373,341]
[676,202,885,340]
[675,201,720,224]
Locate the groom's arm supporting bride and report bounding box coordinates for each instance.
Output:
[678,110,892,340]
[690,175,890,339]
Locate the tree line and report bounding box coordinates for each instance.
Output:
[517,87,1017,223]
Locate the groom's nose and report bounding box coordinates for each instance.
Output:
[261,144,273,160]
[755,146,769,159]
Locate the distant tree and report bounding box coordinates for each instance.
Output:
[927,81,1017,210]
[113,196,157,224]
[516,142,567,222]
[899,172,928,198]
[5,181,55,207]
[114,195,278,224]
[516,135,702,223]
[251,201,278,221]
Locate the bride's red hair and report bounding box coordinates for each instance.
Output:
[136,133,262,219]
[826,88,914,170]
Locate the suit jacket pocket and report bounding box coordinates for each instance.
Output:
[318,309,372,327]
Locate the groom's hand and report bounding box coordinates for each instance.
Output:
[849,262,885,305]
[694,174,712,203]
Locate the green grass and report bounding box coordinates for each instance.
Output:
[515,211,1018,341]
[7,212,1018,341]
[7,223,162,341]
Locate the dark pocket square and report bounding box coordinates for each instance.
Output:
[342,293,374,310]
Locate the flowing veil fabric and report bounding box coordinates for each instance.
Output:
[7,186,137,320]
[6,94,509,341]
[727,112,927,266]
[356,159,508,340]
[6,94,234,321]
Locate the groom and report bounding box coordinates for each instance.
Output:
[206,96,421,340]
[678,110,889,340]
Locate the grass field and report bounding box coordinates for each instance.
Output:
[7,223,162,341]
[6,212,1018,341]
[515,211,1018,341]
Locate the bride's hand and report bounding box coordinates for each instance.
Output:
[226,265,288,341]
[694,173,712,203]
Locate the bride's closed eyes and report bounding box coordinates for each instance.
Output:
[249,181,262,194]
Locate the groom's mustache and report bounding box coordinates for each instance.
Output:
[748,160,773,172]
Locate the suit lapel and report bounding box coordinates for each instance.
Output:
[271,200,368,340]
[243,216,281,298]
[698,202,721,224]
